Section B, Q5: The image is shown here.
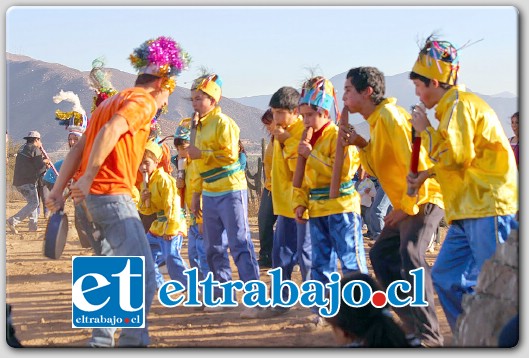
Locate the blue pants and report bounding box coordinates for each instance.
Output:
[202,190,260,288]
[187,223,210,281]
[368,183,392,240]
[272,215,312,282]
[74,202,102,255]
[10,183,39,230]
[85,194,157,347]
[432,215,517,332]
[147,232,189,289]
[310,212,368,284]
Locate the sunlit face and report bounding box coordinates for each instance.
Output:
[511,114,519,137]
[271,108,297,128]
[264,118,275,135]
[153,88,171,111]
[191,90,216,116]
[176,143,190,159]
[68,133,80,149]
[140,155,158,176]
[411,79,437,109]
[298,104,329,131]
[342,78,364,114]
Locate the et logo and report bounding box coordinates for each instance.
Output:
[72,256,145,328]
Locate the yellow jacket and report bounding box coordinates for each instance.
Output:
[271,116,308,219]
[184,159,204,225]
[190,106,247,195]
[263,139,273,191]
[421,85,518,222]
[292,122,362,217]
[138,167,187,237]
[359,98,444,216]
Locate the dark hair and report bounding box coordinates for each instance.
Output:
[238,140,246,154]
[325,272,411,348]
[409,71,453,90]
[135,73,162,86]
[174,138,190,147]
[261,108,273,126]
[512,112,519,120]
[26,138,38,144]
[409,35,457,89]
[346,67,386,105]
[269,86,300,111]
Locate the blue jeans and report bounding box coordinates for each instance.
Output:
[74,202,102,255]
[202,190,260,287]
[147,232,189,289]
[272,216,312,283]
[188,224,229,281]
[85,194,157,347]
[10,183,39,230]
[432,215,517,332]
[368,183,392,240]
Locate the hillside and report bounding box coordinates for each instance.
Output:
[6,53,268,153]
[232,71,517,138]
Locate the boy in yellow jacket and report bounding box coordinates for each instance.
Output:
[139,140,189,289]
[339,66,445,346]
[407,36,518,332]
[187,74,260,317]
[293,76,368,326]
[173,123,229,283]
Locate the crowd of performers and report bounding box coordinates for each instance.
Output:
[8,34,518,348]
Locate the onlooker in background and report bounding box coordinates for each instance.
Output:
[367,177,392,241]
[509,111,519,168]
[7,131,49,233]
[355,166,376,238]
[257,108,277,268]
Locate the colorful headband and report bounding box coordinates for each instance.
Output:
[144,139,163,161]
[129,36,191,93]
[53,90,88,134]
[192,74,223,103]
[89,57,118,112]
[412,40,460,85]
[299,77,340,120]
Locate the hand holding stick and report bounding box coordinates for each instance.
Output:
[142,171,150,208]
[292,126,313,189]
[330,108,349,198]
[407,103,425,197]
[40,145,59,177]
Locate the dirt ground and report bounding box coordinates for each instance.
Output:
[5,198,453,348]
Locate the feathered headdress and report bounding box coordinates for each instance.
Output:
[53,90,88,135]
[129,36,191,93]
[299,76,340,121]
[89,57,118,112]
[192,73,223,103]
[412,36,460,85]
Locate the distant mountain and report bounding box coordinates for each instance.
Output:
[231,71,518,138]
[6,53,269,153]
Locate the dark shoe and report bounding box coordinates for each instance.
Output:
[258,256,272,268]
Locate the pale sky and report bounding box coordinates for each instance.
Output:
[6,5,519,99]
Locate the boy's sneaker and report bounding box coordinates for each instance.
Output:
[203,306,235,313]
[7,219,18,234]
[239,306,265,319]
